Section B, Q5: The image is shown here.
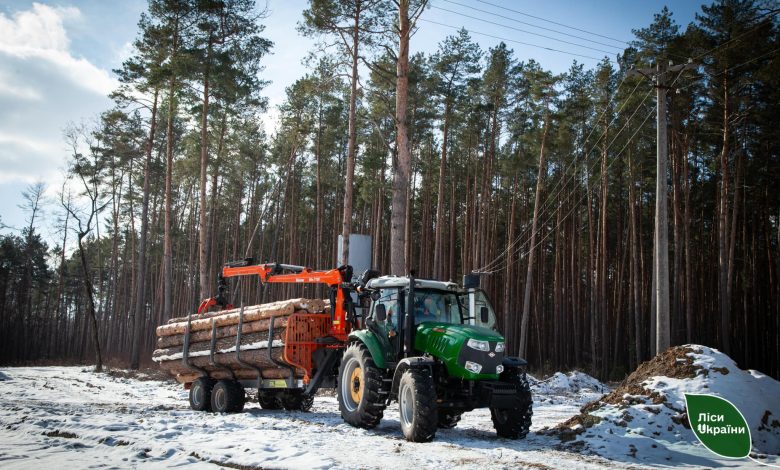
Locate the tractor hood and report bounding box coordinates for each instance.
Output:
[416,322,503,343]
[414,322,506,379]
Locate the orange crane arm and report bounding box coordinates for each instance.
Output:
[206,262,353,340]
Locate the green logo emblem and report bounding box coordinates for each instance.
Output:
[685,393,751,458]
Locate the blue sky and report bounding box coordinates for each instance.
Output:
[0,0,702,243]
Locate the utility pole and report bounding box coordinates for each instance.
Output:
[629,60,696,355]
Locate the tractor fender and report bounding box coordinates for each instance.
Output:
[502,356,528,371]
[390,356,436,396]
[347,330,387,369]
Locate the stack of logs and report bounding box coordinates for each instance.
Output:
[153,298,328,384]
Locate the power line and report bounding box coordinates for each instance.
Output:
[474,0,629,45]
[429,5,617,55]
[435,2,624,53]
[478,84,655,274]
[481,67,688,274]
[478,74,639,273]
[477,73,649,273]
[474,26,774,274]
[506,104,658,271]
[692,10,779,62]
[419,18,608,62]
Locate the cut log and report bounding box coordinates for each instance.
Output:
[157,348,287,376]
[156,317,289,349]
[156,304,293,337]
[166,298,327,324]
[152,331,284,361]
[174,367,303,384]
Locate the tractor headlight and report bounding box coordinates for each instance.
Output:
[466,339,490,351]
[495,342,505,353]
[496,365,504,374]
[464,361,483,374]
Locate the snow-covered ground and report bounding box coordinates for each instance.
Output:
[0,365,770,469]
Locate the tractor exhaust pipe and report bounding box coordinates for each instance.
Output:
[463,273,480,326]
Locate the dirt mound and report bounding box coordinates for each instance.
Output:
[545,344,780,460]
[583,345,701,412]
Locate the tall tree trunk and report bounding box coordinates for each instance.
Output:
[130,88,159,369]
[341,2,362,266]
[433,100,451,279]
[518,113,549,358]
[718,77,731,354]
[77,234,103,372]
[163,15,180,323]
[390,0,411,276]
[198,37,214,300]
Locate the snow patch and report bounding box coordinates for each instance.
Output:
[532,371,609,395]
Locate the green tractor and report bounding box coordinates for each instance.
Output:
[338,273,533,442]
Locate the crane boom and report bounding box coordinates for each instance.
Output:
[202,260,354,341]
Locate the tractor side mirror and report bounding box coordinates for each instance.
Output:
[480,306,489,324]
[375,304,387,322]
[370,290,381,301]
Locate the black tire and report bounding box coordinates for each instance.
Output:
[211,380,245,413]
[437,410,462,429]
[229,381,246,412]
[281,391,314,412]
[490,370,533,439]
[257,391,282,410]
[337,343,386,428]
[398,368,438,442]
[189,377,215,412]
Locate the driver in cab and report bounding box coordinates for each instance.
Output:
[415,294,441,323]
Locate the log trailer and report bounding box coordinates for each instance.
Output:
[176,260,533,442]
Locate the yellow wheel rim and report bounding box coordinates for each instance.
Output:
[350,366,363,404]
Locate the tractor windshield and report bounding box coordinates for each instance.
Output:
[412,288,498,330]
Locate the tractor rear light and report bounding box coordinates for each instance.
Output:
[466,339,489,351]
[464,361,483,374]
[495,342,505,353]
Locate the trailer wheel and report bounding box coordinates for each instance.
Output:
[490,370,533,439]
[228,381,246,412]
[437,410,462,429]
[257,391,282,410]
[398,368,438,442]
[281,391,314,412]
[211,380,245,413]
[189,377,215,412]
[337,343,386,428]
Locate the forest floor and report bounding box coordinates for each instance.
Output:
[0,359,775,469]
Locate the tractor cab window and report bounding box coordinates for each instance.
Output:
[373,289,400,328]
[472,290,497,330]
[413,289,460,325]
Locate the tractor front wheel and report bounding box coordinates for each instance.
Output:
[337,343,386,428]
[398,368,438,442]
[490,370,533,439]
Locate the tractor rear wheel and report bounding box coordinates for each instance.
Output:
[337,343,386,428]
[398,368,438,442]
[437,410,462,429]
[189,377,215,412]
[490,369,533,439]
[211,380,245,413]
